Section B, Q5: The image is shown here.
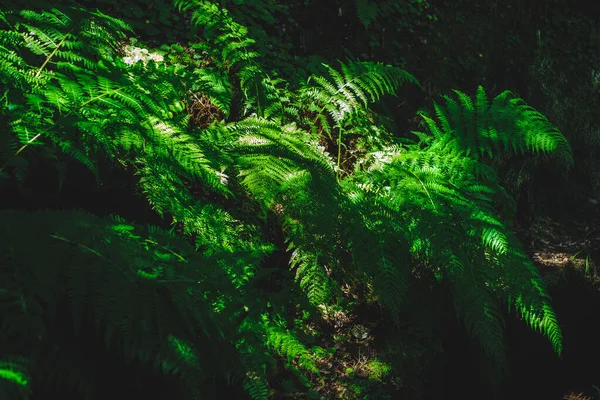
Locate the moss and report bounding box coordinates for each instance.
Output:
[365,359,392,381]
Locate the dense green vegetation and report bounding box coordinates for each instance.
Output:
[1,1,599,399]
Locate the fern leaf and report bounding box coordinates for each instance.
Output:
[355,0,379,28]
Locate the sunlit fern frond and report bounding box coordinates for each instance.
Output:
[416,86,573,165]
[301,60,419,135]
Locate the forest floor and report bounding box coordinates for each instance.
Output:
[520,204,600,286]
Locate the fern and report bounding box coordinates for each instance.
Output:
[0,3,574,398]
[0,357,30,400]
[302,60,419,134]
[263,314,318,374]
[417,86,573,165]
[173,0,277,118]
[0,8,132,179]
[342,180,410,322]
[294,60,419,173]
[234,118,340,307]
[347,85,569,372]
[355,0,380,28]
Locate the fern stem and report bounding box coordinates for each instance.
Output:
[144,239,188,263]
[15,133,42,157]
[35,32,70,78]
[0,133,42,174]
[80,87,125,107]
[337,125,343,172]
[255,82,262,117]
[50,234,134,282]
[408,168,436,210]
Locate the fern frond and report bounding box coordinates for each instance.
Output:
[343,183,410,322]
[302,60,419,133]
[418,86,573,164]
[263,315,318,373]
[0,357,30,400]
[243,372,269,400]
[351,131,563,367]
[289,246,335,306]
[355,0,379,28]
[451,270,507,372]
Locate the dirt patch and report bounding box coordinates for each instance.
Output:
[519,216,600,284]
